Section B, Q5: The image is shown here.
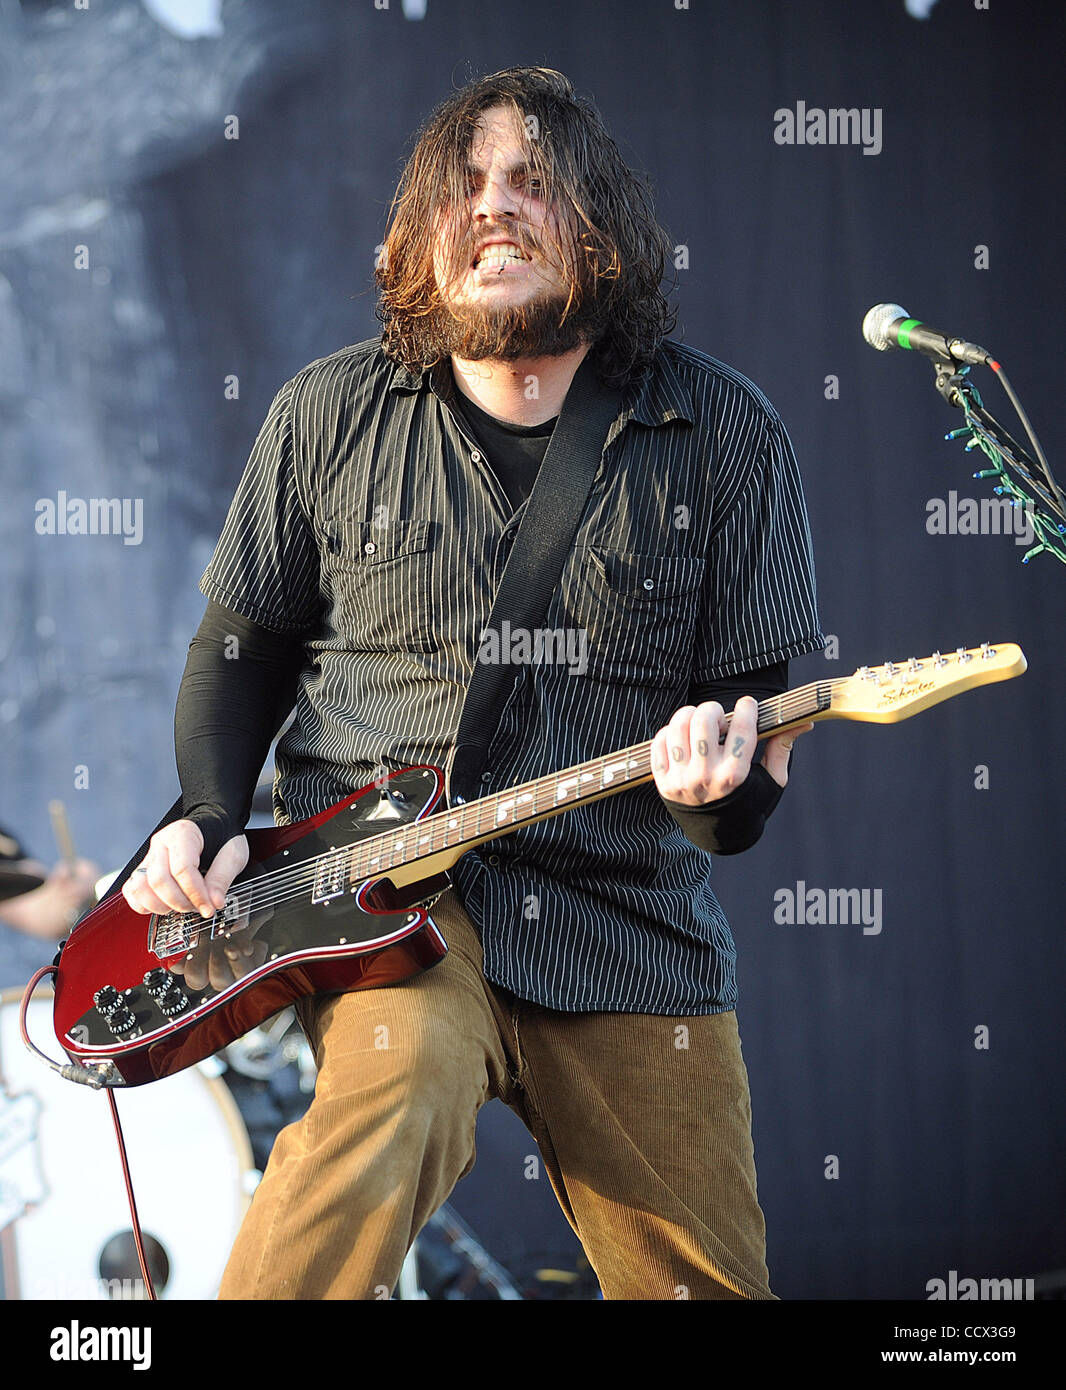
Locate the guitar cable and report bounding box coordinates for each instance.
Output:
[18,964,158,1301]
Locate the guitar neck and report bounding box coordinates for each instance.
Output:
[347,639,1028,889]
[452,678,832,828]
[350,680,835,888]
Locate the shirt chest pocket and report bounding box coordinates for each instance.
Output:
[318,517,436,654]
[568,547,706,687]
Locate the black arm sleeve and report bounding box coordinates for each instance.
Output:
[175,600,307,869]
[661,660,791,856]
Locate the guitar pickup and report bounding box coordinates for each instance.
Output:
[312,849,352,905]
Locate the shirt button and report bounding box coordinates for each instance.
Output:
[364,542,377,555]
[487,854,500,866]
[471,450,483,464]
[480,771,493,783]
[643,578,655,590]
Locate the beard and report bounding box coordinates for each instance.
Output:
[424,281,597,362]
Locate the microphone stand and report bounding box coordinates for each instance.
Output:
[929,358,1066,567]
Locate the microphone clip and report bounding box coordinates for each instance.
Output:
[931,360,977,410]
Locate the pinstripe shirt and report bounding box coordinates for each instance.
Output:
[199,336,824,1014]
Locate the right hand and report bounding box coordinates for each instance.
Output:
[123,821,273,991]
[122,819,248,920]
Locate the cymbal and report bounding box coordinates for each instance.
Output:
[0,862,46,902]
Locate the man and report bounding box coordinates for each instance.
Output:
[122,67,824,1300]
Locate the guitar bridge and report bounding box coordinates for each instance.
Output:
[148,897,236,959]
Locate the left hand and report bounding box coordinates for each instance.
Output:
[651,697,813,806]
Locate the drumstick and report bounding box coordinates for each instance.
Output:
[49,801,76,868]
[49,800,98,913]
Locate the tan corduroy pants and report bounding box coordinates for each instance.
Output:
[218,888,774,1301]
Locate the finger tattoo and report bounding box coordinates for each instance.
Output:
[671,745,684,761]
[696,738,708,756]
[731,736,745,757]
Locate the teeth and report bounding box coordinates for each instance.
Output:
[477,247,524,267]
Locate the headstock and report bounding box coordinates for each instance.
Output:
[830,643,1026,724]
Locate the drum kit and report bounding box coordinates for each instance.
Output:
[0,800,590,1301]
[0,987,255,1300]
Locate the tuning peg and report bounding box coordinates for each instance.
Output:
[956,647,972,663]
[980,642,995,659]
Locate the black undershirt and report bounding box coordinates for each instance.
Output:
[175,397,791,868]
[452,388,556,514]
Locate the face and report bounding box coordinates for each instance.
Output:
[430,104,583,359]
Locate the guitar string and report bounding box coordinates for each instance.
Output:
[141,655,1002,960]
[151,684,838,950]
[154,715,802,937]
[152,681,841,940]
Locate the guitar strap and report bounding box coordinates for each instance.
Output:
[447,352,622,807]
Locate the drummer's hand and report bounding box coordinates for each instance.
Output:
[0,857,99,937]
[122,820,248,919]
[47,858,100,912]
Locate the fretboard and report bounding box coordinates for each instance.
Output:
[343,678,835,882]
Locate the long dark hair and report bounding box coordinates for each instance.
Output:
[375,67,676,388]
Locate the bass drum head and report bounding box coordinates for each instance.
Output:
[0,988,256,1300]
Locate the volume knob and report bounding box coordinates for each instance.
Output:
[159,983,189,1017]
[93,985,121,1015]
[143,969,171,998]
[108,1006,137,1036]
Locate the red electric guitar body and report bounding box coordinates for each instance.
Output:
[53,766,450,1086]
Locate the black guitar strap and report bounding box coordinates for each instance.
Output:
[447,352,622,807]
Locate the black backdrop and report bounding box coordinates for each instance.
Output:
[1,0,1063,1301]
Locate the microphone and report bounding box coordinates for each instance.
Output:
[862,303,993,367]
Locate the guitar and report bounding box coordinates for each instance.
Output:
[52,642,1026,1087]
